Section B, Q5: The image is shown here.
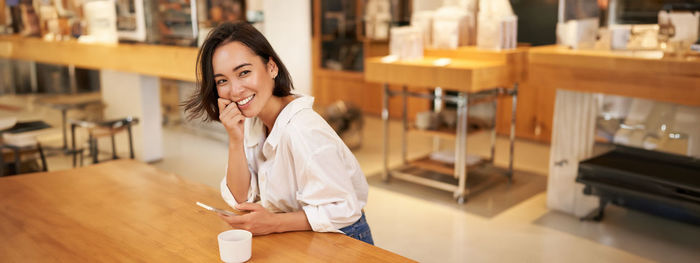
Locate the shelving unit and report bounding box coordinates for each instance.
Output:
[365,56,518,204]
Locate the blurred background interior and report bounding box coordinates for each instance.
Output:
[1,0,699,262]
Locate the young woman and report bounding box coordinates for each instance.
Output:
[184,22,373,245]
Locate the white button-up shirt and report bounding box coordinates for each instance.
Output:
[220,96,368,233]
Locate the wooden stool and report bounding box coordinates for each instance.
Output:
[70,117,139,167]
[0,143,47,176]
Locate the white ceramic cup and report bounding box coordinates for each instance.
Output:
[217,230,252,263]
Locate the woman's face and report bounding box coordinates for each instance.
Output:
[212,41,277,118]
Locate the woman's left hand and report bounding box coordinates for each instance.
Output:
[218,203,280,236]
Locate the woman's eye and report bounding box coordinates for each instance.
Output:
[216,79,227,85]
[239,70,251,77]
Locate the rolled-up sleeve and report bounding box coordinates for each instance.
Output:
[220,164,258,208]
[296,144,363,233]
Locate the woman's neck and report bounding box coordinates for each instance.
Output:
[257,95,295,133]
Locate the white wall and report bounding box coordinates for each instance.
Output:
[247,0,264,11]
[100,70,163,163]
[414,0,443,12]
[262,0,312,96]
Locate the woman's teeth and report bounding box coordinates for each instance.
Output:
[237,95,254,106]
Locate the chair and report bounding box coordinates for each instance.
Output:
[70,117,139,167]
[0,142,48,176]
[0,120,51,176]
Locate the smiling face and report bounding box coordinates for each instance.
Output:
[212,41,278,118]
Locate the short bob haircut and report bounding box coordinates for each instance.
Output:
[184,22,294,122]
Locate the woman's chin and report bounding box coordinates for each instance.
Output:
[240,108,258,118]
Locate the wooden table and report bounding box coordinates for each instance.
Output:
[423,46,531,139]
[0,160,412,262]
[365,56,518,204]
[529,45,700,217]
[365,56,514,93]
[35,92,103,151]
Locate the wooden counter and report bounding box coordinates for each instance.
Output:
[365,56,511,93]
[424,46,533,139]
[529,45,700,106]
[531,45,700,217]
[424,46,529,83]
[0,160,412,262]
[527,45,700,144]
[0,35,198,82]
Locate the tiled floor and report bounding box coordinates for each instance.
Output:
[3,94,700,263]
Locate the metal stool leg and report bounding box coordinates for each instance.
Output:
[91,135,99,164]
[0,146,6,176]
[111,133,117,160]
[79,148,84,167]
[71,123,77,167]
[61,109,68,150]
[127,125,135,159]
[14,147,20,174]
[37,142,47,172]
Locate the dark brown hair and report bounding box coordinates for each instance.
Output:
[184,22,294,122]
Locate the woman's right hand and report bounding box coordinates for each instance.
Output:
[218,98,245,144]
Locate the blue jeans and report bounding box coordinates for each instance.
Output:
[340,213,374,245]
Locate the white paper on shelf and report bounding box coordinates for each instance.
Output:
[82,0,118,44]
[365,0,391,40]
[381,55,399,63]
[411,11,434,48]
[390,26,423,60]
[433,58,452,67]
[432,6,473,49]
[430,150,455,164]
[557,18,598,50]
[660,11,699,44]
[429,151,483,167]
[476,0,518,50]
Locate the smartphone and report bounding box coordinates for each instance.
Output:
[196,201,236,216]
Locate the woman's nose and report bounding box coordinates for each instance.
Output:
[228,82,246,99]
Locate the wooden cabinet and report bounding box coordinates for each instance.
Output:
[311,0,429,119]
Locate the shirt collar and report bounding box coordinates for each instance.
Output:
[244,117,265,148]
[243,96,315,153]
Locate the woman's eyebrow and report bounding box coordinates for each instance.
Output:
[214,63,251,78]
[233,63,252,71]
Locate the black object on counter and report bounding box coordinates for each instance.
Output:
[1,121,51,134]
[577,145,700,225]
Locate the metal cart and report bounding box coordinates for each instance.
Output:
[366,56,519,204]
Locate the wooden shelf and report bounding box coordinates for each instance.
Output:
[403,154,489,178]
[407,123,490,140]
[0,35,198,82]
